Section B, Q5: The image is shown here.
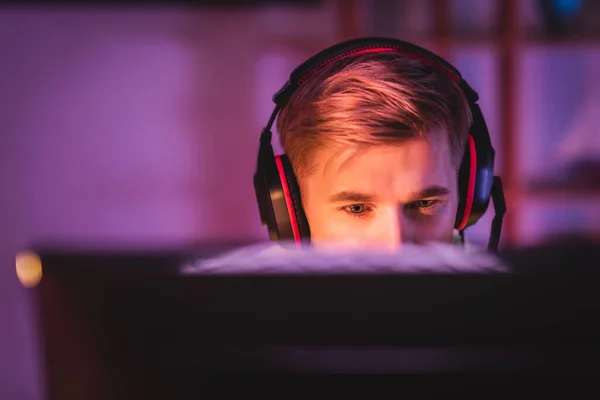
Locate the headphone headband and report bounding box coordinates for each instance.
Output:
[273,37,479,109]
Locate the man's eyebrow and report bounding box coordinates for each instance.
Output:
[328,191,375,203]
[328,186,450,203]
[409,185,450,200]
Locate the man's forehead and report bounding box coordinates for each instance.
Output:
[308,138,456,200]
[321,139,451,176]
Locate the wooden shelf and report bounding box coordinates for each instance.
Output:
[523,33,600,49]
[522,184,600,201]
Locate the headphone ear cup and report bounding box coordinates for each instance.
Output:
[278,155,311,239]
[254,138,307,243]
[455,107,495,230]
[455,135,474,230]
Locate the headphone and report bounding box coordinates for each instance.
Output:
[254,37,506,251]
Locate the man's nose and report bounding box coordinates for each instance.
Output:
[373,208,404,252]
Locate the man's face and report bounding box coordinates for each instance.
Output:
[300,133,459,251]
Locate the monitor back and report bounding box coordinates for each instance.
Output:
[30,239,600,398]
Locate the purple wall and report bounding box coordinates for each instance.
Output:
[0,6,342,397]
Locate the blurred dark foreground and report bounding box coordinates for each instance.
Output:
[29,235,600,398]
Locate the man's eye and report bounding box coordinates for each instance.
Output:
[409,200,438,209]
[345,204,366,214]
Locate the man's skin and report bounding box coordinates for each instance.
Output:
[299,131,459,252]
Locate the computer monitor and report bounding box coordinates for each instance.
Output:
[27,239,600,399]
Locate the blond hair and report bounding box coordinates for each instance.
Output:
[277,53,472,180]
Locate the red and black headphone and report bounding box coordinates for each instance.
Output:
[254,37,506,251]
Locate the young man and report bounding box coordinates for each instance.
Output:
[274,51,471,252]
[254,38,503,254]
